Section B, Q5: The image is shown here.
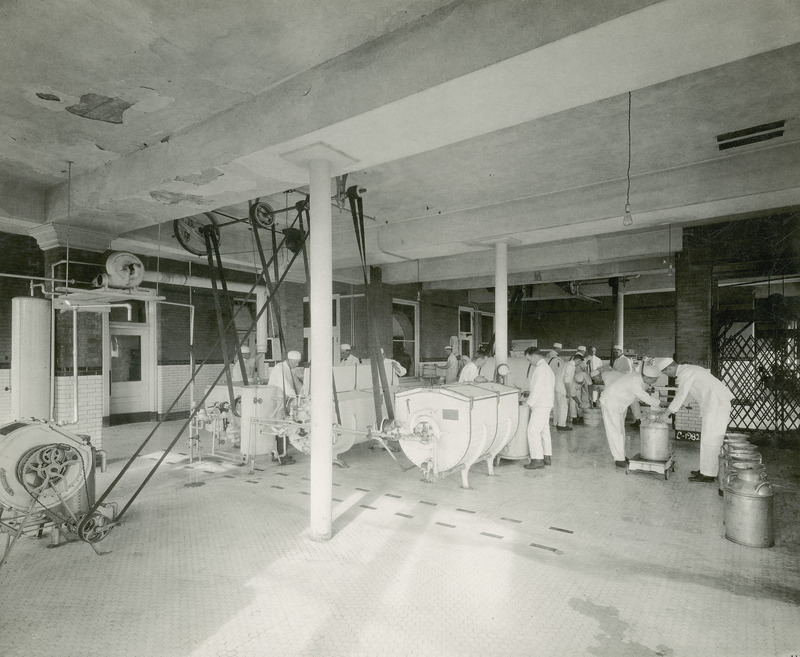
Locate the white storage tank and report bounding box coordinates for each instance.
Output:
[11,297,51,421]
[289,388,378,466]
[395,382,519,488]
[239,384,283,457]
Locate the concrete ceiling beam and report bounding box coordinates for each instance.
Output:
[38,0,800,233]
[382,227,680,285]
[419,254,675,291]
[375,143,800,260]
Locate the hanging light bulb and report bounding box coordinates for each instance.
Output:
[622,92,633,227]
[623,203,633,227]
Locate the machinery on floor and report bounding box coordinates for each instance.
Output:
[250,380,521,488]
[0,420,116,572]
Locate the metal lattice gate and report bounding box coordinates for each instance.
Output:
[716,327,800,432]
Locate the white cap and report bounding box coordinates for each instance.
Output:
[553,343,562,349]
[576,346,586,353]
[287,350,301,360]
[613,344,623,351]
[651,357,674,371]
[444,345,452,350]
[240,345,251,354]
[340,343,351,351]
[642,365,662,378]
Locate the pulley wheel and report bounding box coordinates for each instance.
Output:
[249,201,275,228]
[18,444,83,498]
[173,212,220,256]
[78,511,113,543]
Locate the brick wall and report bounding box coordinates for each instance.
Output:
[53,374,104,447]
[508,292,676,360]
[54,311,103,374]
[419,291,468,360]
[0,234,45,366]
[674,402,702,433]
[157,362,225,417]
[674,253,712,367]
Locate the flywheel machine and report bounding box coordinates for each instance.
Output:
[0,420,116,572]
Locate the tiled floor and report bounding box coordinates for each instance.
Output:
[1,416,799,657]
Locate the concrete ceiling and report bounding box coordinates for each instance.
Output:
[1,0,799,298]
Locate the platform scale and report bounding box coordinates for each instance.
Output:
[626,453,676,480]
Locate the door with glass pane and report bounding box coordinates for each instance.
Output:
[392,300,418,376]
[109,324,150,415]
[459,307,474,358]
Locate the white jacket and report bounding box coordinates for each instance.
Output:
[527,359,555,409]
[667,364,734,413]
[600,372,660,414]
[547,352,566,394]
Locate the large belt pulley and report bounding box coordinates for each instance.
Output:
[77,206,310,543]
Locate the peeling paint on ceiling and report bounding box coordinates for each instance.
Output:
[174,168,224,186]
[126,87,175,114]
[25,88,79,112]
[66,93,133,124]
[150,190,210,205]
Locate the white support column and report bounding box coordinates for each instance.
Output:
[494,241,508,368]
[616,289,625,349]
[283,142,357,543]
[308,158,334,541]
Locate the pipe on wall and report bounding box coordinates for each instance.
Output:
[143,271,270,355]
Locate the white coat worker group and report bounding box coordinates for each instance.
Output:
[544,343,591,431]
[524,343,734,483]
[600,355,734,482]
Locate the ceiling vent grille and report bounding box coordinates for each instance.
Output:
[716,120,785,151]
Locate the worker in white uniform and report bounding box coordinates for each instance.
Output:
[546,343,569,431]
[585,346,603,374]
[655,358,734,483]
[340,344,360,365]
[458,351,489,383]
[437,345,459,384]
[612,344,643,428]
[600,364,662,467]
[265,350,304,465]
[564,353,584,425]
[380,347,406,392]
[230,345,257,383]
[523,347,555,470]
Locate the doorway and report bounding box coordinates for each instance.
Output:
[108,301,153,424]
[392,300,418,376]
[459,307,474,358]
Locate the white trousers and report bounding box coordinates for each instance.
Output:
[699,400,731,476]
[600,400,627,461]
[553,391,568,426]
[526,407,552,459]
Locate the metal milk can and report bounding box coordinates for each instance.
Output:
[727,461,767,484]
[724,469,774,548]
[639,411,670,460]
[718,442,759,494]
